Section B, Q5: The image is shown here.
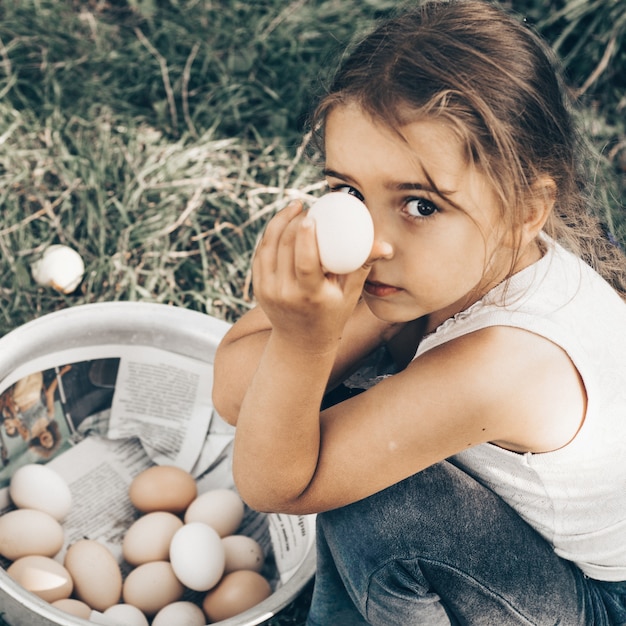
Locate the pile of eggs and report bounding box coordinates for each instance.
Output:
[1,463,272,625]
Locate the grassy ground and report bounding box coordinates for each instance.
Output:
[0,0,624,624]
[0,0,624,337]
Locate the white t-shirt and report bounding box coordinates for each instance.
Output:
[414,237,626,581]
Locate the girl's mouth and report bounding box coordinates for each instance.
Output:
[363,281,402,298]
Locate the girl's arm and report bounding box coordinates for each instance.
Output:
[221,202,586,515]
[213,209,407,425]
[234,322,585,515]
[213,301,403,424]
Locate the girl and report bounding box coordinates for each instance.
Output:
[213,1,626,623]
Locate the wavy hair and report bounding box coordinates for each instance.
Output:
[310,0,626,296]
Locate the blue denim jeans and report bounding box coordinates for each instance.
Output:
[306,461,626,625]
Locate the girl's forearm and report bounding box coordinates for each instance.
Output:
[213,301,402,425]
[231,329,338,512]
[212,327,271,424]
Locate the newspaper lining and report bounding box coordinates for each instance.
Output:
[0,344,315,591]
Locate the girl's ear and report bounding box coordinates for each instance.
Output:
[522,176,556,241]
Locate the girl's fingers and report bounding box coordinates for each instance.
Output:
[255,200,303,277]
[258,200,303,254]
[275,211,308,280]
[293,214,325,287]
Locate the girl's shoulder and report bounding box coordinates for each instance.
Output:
[408,322,586,453]
[417,238,626,361]
[404,240,623,453]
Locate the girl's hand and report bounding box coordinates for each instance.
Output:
[253,200,384,351]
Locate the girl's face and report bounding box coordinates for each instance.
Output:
[324,103,531,332]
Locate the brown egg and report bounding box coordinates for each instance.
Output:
[51,598,92,619]
[202,570,272,622]
[184,489,244,537]
[7,555,73,603]
[122,511,183,566]
[0,509,64,560]
[64,539,122,611]
[129,466,197,514]
[122,561,184,615]
[222,535,265,574]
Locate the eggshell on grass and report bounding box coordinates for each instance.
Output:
[31,244,85,294]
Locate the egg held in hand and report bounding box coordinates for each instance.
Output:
[307,192,374,274]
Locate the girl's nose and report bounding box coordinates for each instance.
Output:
[367,205,393,262]
[368,239,394,263]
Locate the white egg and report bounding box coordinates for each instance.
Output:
[152,601,206,626]
[308,193,374,274]
[98,604,150,626]
[169,522,225,592]
[10,463,72,521]
[31,244,85,294]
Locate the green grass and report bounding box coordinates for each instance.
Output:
[0,0,624,337]
[0,0,404,336]
[0,0,624,623]
[0,100,325,330]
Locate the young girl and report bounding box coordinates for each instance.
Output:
[213,0,626,623]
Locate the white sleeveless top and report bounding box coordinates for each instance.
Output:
[413,237,626,581]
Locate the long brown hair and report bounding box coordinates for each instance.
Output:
[310,0,626,296]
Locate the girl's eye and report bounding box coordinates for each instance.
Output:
[329,185,365,202]
[405,197,439,219]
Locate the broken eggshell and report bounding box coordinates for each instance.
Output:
[31,245,85,294]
